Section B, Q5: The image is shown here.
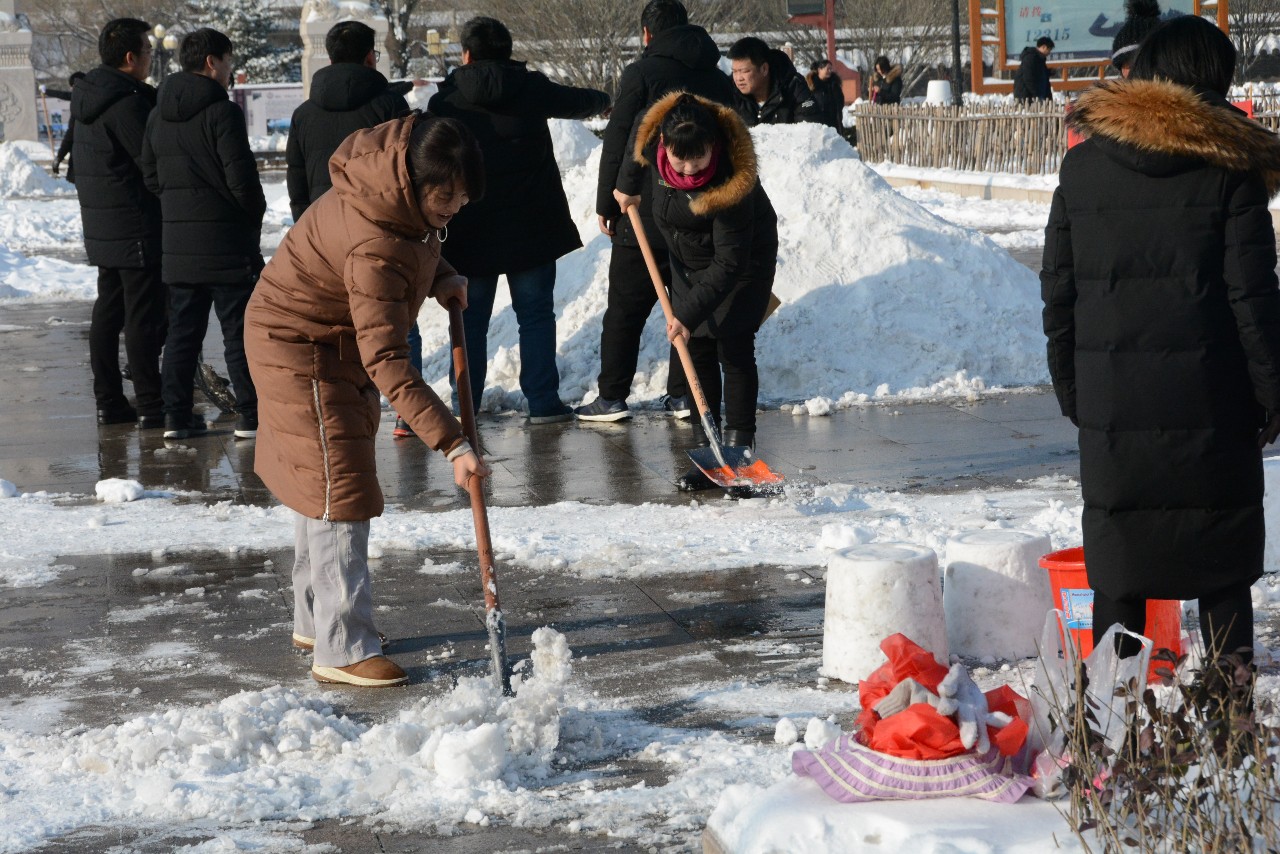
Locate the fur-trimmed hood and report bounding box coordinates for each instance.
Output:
[1069,79,1280,196]
[631,91,758,217]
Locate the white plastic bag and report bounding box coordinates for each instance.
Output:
[1026,609,1152,798]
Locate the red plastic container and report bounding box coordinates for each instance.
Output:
[1039,546,1182,680]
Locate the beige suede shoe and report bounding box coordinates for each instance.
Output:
[292,632,389,651]
[312,655,408,687]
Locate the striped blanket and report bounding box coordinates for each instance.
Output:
[792,734,1033,804]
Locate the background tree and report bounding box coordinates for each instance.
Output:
[1230,0,1280,84]
[840,0,953,97]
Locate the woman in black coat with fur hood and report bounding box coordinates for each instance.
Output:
[615,92,778,491]
[1042,16,1280,663]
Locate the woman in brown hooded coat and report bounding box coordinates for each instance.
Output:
[245,114,489,686]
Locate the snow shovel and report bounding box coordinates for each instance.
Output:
[625,206,784,493]
[448,300,513,696]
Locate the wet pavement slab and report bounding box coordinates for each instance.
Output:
[0,298,1079,852]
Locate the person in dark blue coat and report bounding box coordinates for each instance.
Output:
[71,18,166,427]
[429,17,609,423]
[1041,16,1280,665]
[616,93,777,491]
[140,28,265,440]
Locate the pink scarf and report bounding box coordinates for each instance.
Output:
[656,139,721,191]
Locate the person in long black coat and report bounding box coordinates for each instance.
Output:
[1041,15,1280,662]
[71,19,166,426]
[1013,38,1053,101]
[616,92,777,491]
[428,16,610,422]
[285,21,410,222]
[577,0,739,423]
[139,28,266,439]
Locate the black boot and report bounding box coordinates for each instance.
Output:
[724,429,755,451]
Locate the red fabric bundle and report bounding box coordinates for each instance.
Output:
[855,634,1031,760]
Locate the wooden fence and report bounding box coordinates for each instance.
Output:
[852,103,1068,176]
[1252,94,1280,133]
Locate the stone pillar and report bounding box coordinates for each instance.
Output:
[299,0,391,99]
[0,0,36,142]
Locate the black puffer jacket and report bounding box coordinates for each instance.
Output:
[286,63,410,220]
[70,66,160,269]
[1013,47,1050,101]
[619,92,777,337]
[733,50,821,126]
[1042,80,1280,601]
[139,71,266,285]
[807,70,844,128]
[428,59,609,276]
[596,24,738,247]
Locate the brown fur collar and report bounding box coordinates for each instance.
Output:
[1070,79,1280,196]
[632,90,757,216]
[881,65,901,83]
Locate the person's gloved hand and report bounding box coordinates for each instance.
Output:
[935,663,1012,754]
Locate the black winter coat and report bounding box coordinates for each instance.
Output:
[286,63,410,221]
[139,72,266,285]
[70,66,160,269]
[595,24,738,248]
[1013,47,1050,101]
[619,92,777,338]
[733,50,821,127]
[1042,80,1280,601]
[871,66,903,105]
[428,60,609,276]
[807,71,844,129]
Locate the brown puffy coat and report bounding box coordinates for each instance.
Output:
[245,115,465,522]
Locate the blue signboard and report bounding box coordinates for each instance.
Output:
[1005,1,1190,61]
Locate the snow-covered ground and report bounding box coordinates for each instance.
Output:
[3,122,1278,852]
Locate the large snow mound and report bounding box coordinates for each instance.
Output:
[415,123,1046,410]
[0,143,73,198]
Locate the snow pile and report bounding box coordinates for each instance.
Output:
[549,118,600,169]
[415,122,1046,411]
[0,627,573,850]
[0,143,73,198]
[0,242,96,301]
[95,478,145,503]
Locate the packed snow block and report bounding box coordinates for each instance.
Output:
[821,543,946,682]
[944,530,1053,660]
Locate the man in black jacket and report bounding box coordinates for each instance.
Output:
[286,21,410,222]
[72,19,166,427]
[48,72,86,180]
[576,0,738,422]
[140,28,266,440]
[1013,37,1054,101]
[728,37,820,126]
[428,17,609,423]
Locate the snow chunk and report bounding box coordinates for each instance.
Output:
[802,716,841,750]
[0,144,73,198]
[773,717,799,745]
[95,478,145,503]
[0,479,16,498]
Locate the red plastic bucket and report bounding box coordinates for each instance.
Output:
[1039,547,1182,679]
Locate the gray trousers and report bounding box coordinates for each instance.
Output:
[292,512,382,667]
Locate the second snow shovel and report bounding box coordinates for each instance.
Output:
[626,206,784,493]
[448,300,512,696]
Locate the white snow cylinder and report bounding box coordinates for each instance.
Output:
[821,543,946,683]
[925,80,953,104]
[943,530,1054,660]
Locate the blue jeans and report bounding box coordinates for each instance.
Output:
[453,261,562,416]
[407,321,422,375]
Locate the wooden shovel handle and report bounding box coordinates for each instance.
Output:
[625,205,715,427]
[447,300,500,614]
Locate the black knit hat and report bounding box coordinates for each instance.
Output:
[1112,0,1162,71]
